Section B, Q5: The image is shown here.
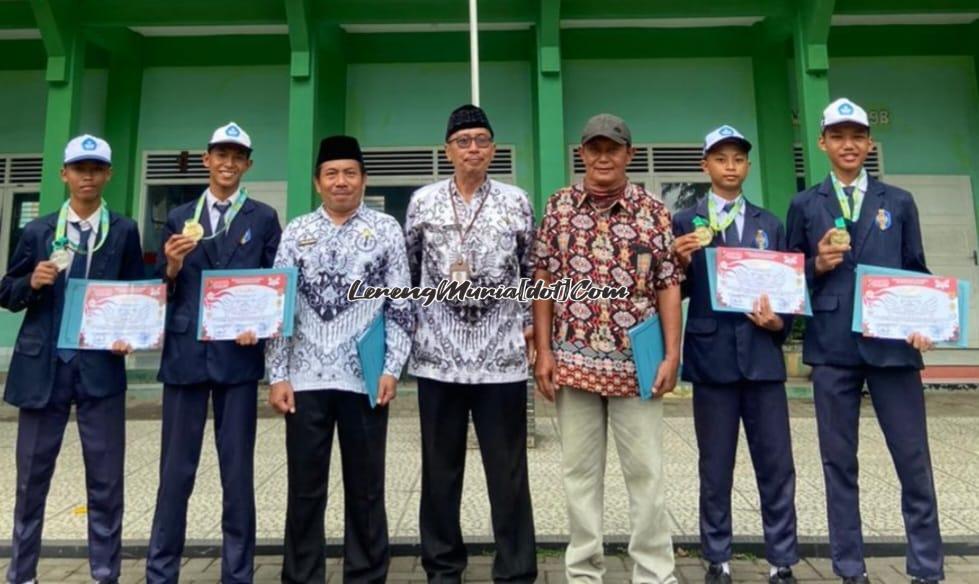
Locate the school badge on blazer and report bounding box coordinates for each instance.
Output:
[876,208,892,231]
[754,229,769,250]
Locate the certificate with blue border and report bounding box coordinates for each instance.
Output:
[197,267,298,341]
[57,279,167,350]
[705,248,813,316]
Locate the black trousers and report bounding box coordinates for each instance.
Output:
[417,377,537,584]
[283,390,390,584]
[8,361,125,584]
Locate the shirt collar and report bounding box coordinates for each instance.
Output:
[709,191,745,216]
[834,169,869,192]
[66,202,103,227]
[572,182,638,215]
[205,188,241,210]
[318,202,366,226]
[449,176,491,204]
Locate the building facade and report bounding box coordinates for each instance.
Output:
[1,0,978,364]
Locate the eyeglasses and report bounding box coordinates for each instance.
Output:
[448,135,493,149]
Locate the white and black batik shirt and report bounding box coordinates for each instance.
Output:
[266,205,414,393]
[404,177,535,384]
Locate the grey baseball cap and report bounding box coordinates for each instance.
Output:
[581,113,632,145]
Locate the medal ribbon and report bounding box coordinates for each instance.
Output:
[190,188,249,239]
[52,200,110,255]
[707,193,744,234]
[830,168,867,222]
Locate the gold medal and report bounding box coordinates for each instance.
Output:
[830,228,851,247]
[694,225,713,247]
[50,248,71,271]
[182,219,204,242]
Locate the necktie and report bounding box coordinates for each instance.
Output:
[722,201,739,246]
[214,202,231,255]
[843,186,856,223]
[58,222,91,363]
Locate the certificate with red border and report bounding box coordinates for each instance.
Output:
[57,279,167,350]
[860,274,959,342]
[706,248,811,315]
[197,268,298,341]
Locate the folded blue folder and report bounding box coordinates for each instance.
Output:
[851,264,970,348]
[357,315,386,408]
[628,314,664,400]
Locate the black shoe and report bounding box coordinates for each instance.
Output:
[842,575,870,584]
[770,567,797,584]
[911,579,939,584]
[705,564,732,584]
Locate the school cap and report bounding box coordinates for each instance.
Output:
[208,121,252,151]
[821,98,870,130]
[703,125,752,156]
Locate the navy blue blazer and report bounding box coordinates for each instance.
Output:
[156,196,281,386]
[0,211,144,408]
[673,198,791,385]
[786,175,927,369]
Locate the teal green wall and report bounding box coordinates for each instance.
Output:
[345,62,536,198]
[829,56,978,176]
[137,66,289,182]
[0,69,105,155]
[562,58,764,203]
[0,71,45,154]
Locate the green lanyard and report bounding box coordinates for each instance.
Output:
[830,169,866,222]
[707,193,744,234]
[191,188,248,239]
[52,200,110,254]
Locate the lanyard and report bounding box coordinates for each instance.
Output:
[448,182,490,247]
[830,169,866,222]
[192,188,248,239]
[52,200,109,254]
[707,194,744,234]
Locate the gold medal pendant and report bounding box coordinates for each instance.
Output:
[694,225,713,247]
[830,227,851,247]
[50,248,71,271]
[449,258,470,283]
[182,219,204,242]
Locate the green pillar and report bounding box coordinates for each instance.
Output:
[792,0,835,187]
[285,0,318,220]
[32,0,85,214]
[101,34,143,216]
[752,22,797,219]
[531,0,565,216]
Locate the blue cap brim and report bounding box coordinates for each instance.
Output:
[64,156,111,165]
[704,137,752,156]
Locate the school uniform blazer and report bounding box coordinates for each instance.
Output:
[786,175,927,369]
[673,198,791,385]
[156,197,281,386]
[0,211,144,408]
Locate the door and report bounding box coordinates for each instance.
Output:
[0,187,40,270]
[883,175,979,350]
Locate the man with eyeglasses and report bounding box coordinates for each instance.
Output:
[404,104,537,583]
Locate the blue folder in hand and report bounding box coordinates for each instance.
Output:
[628,315,664,400]
[356,315,386,408]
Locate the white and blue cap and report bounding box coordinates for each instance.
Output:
[208,121,252,151]
[703,125,752,156]
[64,134,111,165]
[821,98,869,130]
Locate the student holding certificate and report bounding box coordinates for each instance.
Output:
[672,126,799,584]
[786,99,943,584]
[0,135,144,584]
[146,123,282,584]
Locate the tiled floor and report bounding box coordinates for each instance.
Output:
[1,390,978,543]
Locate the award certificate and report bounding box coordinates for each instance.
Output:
[860,275,960,342]
[198,268,298,341]
[58,279,167,350]
[706,248,811,315]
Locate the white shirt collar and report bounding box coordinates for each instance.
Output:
[66,202,103,227]
[835,169,869,191]
[205,188,241,209]
[318,202,365,225]
[709,191,745,216]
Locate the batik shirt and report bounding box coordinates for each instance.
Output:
[533,182,681,397]
[266,205,413,393]
[404,177,535,384]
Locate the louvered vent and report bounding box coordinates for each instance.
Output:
[794,144,882,177]
[571,146,649,175]
[651,146,704,173]
[145,151,209,180]
[0,160,6,184]
[362,146,514,180]
[363,149,438,177]
[8,156,43,184]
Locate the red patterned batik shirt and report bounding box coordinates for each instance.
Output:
[533,183,681,397]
